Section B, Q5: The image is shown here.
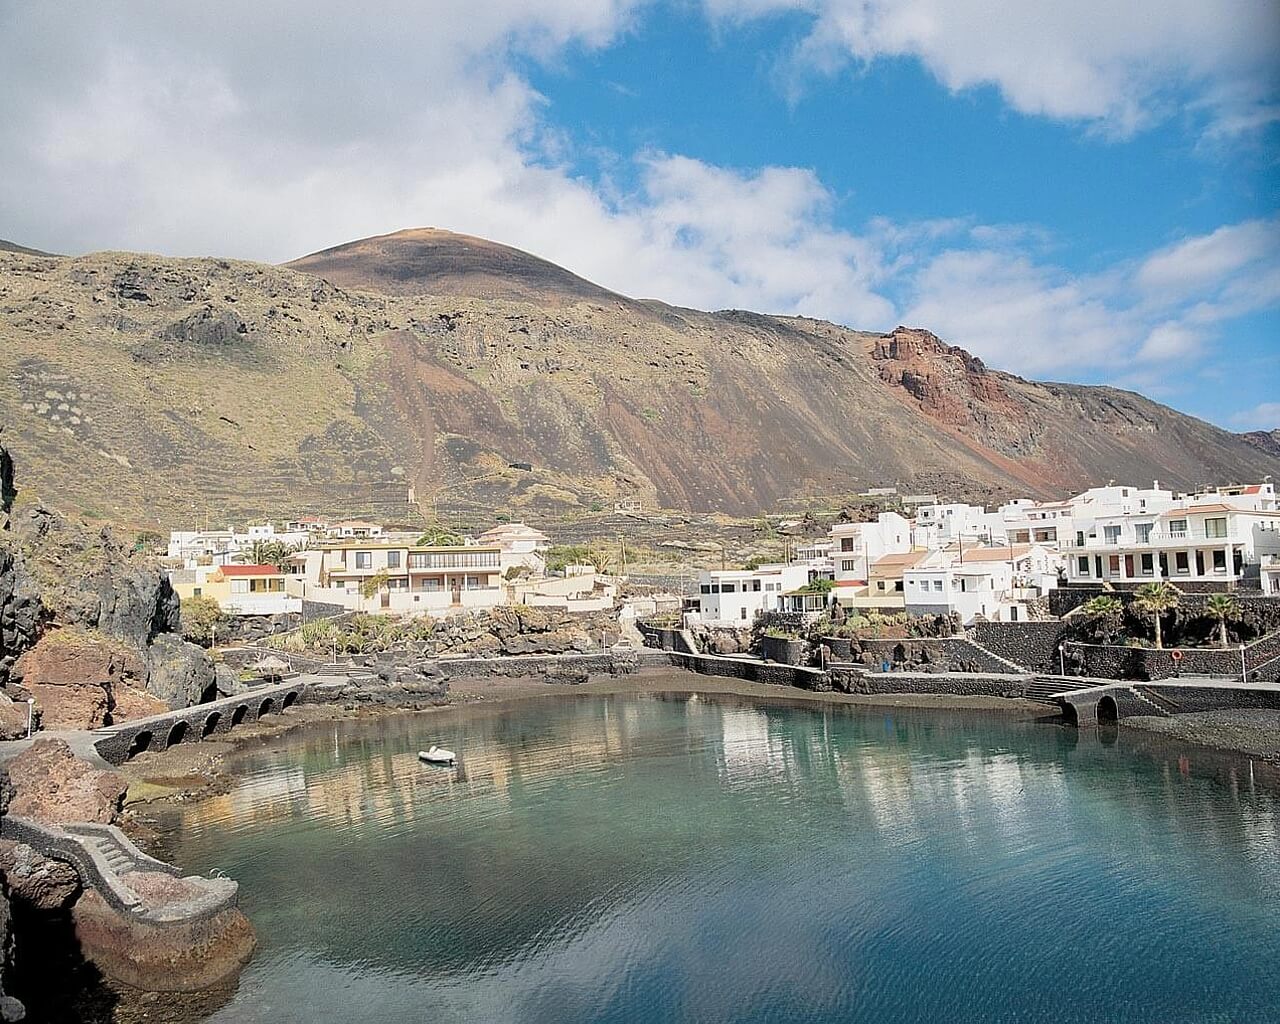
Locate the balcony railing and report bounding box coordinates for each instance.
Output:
[1064,528,1240,549]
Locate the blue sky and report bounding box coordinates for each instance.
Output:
[2,0,1277,429]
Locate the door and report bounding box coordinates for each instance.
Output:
[1195,551,1205,576]
[1124,555,1135,577]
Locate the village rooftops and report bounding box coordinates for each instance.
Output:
[214,564,283,577]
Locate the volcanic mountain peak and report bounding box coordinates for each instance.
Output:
[285,227,624,307]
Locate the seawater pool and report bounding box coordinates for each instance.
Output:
[149,690,1280,1023]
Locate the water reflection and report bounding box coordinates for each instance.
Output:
[153,690,1280,1024]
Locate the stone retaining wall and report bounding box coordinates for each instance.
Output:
[829,667,1030,700]
[969,621,1071,673]
[1061,641,1253,682]
[854,637,1017,675]
[666,652,831,691]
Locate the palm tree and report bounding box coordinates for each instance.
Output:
[416,529,463,547]
[1081,595,1122,618]
[1204,593,1240,648]
[1132,581,1181,649]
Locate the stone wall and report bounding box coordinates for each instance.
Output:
[969,621,1071,674]
[666,651,831,691]
[852,637,1018,675]
[829,667,1030,699]
[1061,641,1245,682]
[758,634,808,666]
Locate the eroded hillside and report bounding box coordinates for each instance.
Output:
[0,230,1276,526]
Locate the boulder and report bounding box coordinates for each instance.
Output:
[145,633,215,709]
[5,739,126,825]
[0,841,80,911]
[0,696,31,741]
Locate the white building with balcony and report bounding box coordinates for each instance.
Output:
[831,513,912,585]
[904,544,1062,623]
[302,539,505,614]
[1064,491,1280,589]
[689,564,812,626]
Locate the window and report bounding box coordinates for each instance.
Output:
[700,584,710,595]
[1175,552,1189,573]
[387,551,401,568]
[355,551,372,569]
[841,537,855,552]
[753,581,761,592]
[1212,549,1227,571]
[1205,517,1228,539]
[1167,519,1188,537]
[933,580,943,592]
[722,583,736,593]
[894,581,904,592]
[1076,531,1085,547]
[1140,553,1153,575]
[1135,523,1153,543]
[876,581,886,591]
[1108,555,1121,575]
[711,585,720,594]
[1077,557,1089,575]
[841,560,858,572]
[193,587,202,596]
[1103,526,1121,544]
[740,608,747,620]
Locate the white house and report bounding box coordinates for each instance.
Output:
[904,544,1062,624]
[1065,498,1280,588]
[474,522,550,574]
[689,564,812,626]
[830,513,912,585]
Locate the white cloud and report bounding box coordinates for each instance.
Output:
[897,218,1280,382]
[705,0,1280,137]
[0,1,1274,423]
[1231,402,1280,431]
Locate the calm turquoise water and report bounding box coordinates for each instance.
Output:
[155,690,1280,1024]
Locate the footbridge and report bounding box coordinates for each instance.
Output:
[1029,676,1280,727]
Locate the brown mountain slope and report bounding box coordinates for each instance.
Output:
[0,233,1275,527]
[287,228,624,307]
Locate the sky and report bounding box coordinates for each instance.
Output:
[1,1,1277,430]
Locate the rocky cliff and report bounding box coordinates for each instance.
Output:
[0,443,213,733]
[1,231,1276,523]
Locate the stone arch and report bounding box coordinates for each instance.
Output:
[258,697,275,718]
[202,711,222,737]
[199,681,218,704]
[1097,694,1119,724]
[282,690,298,709]
[231,704,248,727]
[166,720,189,748]
[127,730,153,760]
[891,643,906,664]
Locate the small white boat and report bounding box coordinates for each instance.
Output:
[419,745,456,764]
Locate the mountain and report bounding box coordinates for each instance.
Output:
[0,229,1275,526]
[286,227,623,307]
[0,238,56,257]
[1241,429,1280,460]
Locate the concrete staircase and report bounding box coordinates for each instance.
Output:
[1126,687,1175,717]
[1023,677,1099,701]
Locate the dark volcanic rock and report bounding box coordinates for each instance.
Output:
[144,633,215,709]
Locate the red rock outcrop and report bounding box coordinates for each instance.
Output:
[5,739,126,825]
[872,327,1029,451]
[11,627,166,729]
